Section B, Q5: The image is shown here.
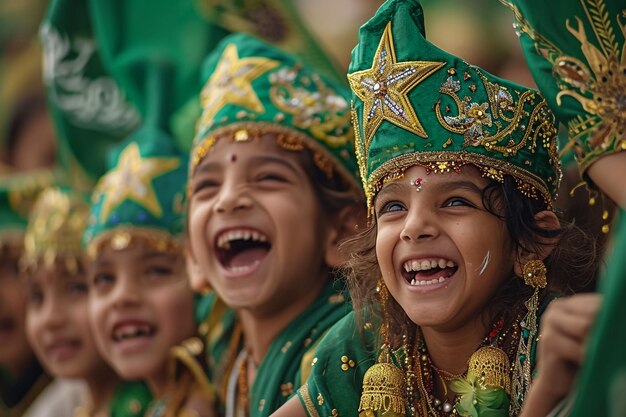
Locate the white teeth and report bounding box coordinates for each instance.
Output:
[409,276,449,286]
[216,229,269,249]
[402,258,457,272]
[226,261,260,274]
[113,324,154,341]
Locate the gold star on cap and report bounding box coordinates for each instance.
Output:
[199,44,280,127]
[96,143,180,222]
[348,22,445,143]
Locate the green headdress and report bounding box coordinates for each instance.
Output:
[21,186,90,274]
[191,33,360,193]
[82,61,189,259]
[83,128,188,259]
[500,0,625,180]
[348,0,561,215]
[0,170,54,247]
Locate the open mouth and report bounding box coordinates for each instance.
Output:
[215,228,271,274]
[112,322,156,343]
[402,258,458,286]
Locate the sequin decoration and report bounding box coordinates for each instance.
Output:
[348,22,445,147]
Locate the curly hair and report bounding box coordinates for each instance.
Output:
[341,175,598,346]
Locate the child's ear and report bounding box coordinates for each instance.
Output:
[185,242,211,294]
[323,205,366,268]
[513,210,561,276]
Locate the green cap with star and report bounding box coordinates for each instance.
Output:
[500,0,626,181]
[82,128,188,259]
[348,0,561,214]
[191,32,361,194]
[82,55,189,258]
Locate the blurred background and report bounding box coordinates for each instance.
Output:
[0,0,534,176]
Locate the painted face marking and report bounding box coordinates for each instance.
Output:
[478,250,491,276]
[230,154,237,163]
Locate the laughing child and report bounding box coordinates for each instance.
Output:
[22,186,151,417]
[185,33,365,417]
[271,1,600,416]
[83,129,214,417]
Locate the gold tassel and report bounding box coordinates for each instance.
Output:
[358,280,406,417]
[468,346,511,395]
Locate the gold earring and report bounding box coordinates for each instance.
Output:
[522,259,547,289]
[359,279,406,417]
[510,259,548,414]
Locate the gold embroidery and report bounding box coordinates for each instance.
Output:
[502,0,626,171]
[270,65,352,147]
[298,384,322,417]
[348,22,445,147]
[280,382,294,397]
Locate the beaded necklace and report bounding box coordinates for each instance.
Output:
[403,315,522,417]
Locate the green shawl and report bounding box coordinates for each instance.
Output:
[200,279,351,417]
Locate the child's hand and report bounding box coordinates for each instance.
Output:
[520,293,603,417]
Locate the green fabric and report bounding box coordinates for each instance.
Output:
[110,380,153,417]
[296,312,376,417]
[87,0,230,138]
[191,32,360,191]
[196,0,344,84]
[41,0,141,186]
[200,280,352,417]
[548,210,626,417]
[348,0,561,213]
[501,0,626,178]
[0,170,55,241]
[82,128,188,248]
[80,6,196,249]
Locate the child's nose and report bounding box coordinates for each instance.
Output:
[400,209,439,242]
[42,298,67,329]
[214,185,252,214]
[111,276,143,309]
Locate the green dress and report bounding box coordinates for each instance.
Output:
[296,312,375,417]
[200,279,351,417]
[297,300,555,417]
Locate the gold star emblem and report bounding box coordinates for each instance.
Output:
[96,143,180,222]
[348,22,445,143]
[199,44,280,127]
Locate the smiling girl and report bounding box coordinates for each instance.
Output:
[186,33,365,417]
[83,130,213,417]
[271,1,600,417]
[22,187,151,417]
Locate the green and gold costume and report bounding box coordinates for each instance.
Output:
[190,33,361,417]
[297,1,562,416]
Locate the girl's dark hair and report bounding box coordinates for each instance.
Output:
[342,174,598,345]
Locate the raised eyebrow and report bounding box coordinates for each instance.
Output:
[193,160,222,176]
[435,179,484,195]
[375,182,407,202]
[250,155,302,176]
[141,252,178,262]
